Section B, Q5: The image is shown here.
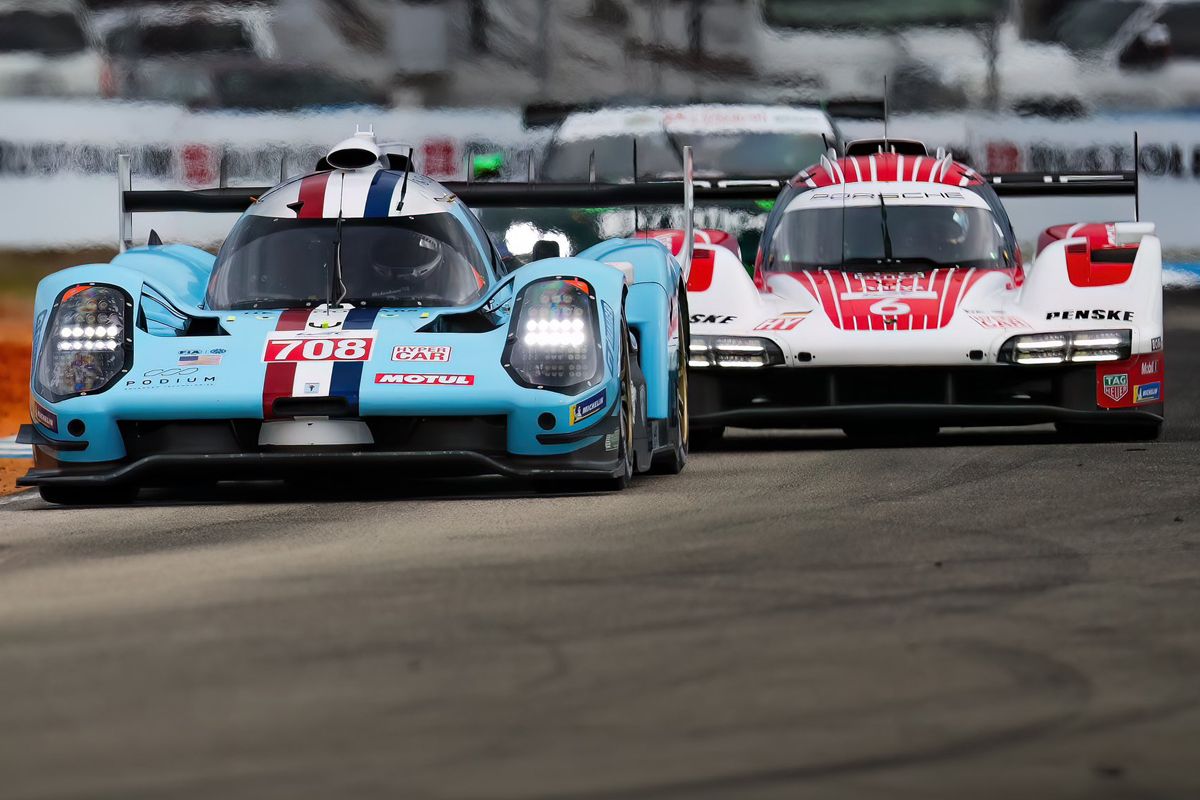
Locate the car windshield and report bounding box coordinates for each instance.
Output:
[212,70,382,110]
[107,20,254,57]
[206,214,491,310]
[0,11,87,55]
[766,204,1009,271]
[1053,0,1142,52]
[542,131,828,180]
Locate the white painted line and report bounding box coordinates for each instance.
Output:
[0,436,32,459]
[0,490,37,507]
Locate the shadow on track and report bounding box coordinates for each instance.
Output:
[9,473,667,510]
[701,426,1081,454]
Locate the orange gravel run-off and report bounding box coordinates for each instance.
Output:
[1,304,33,496]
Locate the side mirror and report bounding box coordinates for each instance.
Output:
[1120,22,1171,69]
[472,152,504,180]
[531,239,561,261]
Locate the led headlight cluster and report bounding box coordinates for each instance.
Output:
[999,329,1131,365]
[36,284,130,401]
[689,335,785,368]
[505,278,600,390]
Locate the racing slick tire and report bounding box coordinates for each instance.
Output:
[690,426,725,450]
[650,284,690,475]
[38,485,138,506]
[1055,420,1163,442]
[536,319,636,494]
[599,322,636,491]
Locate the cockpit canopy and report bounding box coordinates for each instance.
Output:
[763,190,1014,272]
[205,212,491,310]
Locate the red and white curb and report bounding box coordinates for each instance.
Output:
[0,436,31,459]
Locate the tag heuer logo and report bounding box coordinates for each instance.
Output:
[1103,373,1129,402]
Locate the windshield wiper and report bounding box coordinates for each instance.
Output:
[330,216,348,307]
[878,195,894,261]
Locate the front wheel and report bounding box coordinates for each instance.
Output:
[533,320,636,494]
[38,485,139,506]
[650,287,690,475]
[600,322,636,491]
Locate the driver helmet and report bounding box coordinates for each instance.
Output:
[370,231,445,287]
[926,209,969,260]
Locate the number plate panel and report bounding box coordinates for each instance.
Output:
[263,331,377,362]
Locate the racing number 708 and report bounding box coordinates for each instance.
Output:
[264,337,373,362]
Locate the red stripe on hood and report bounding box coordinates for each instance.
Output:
[262,308,312,418]
[295,173,331,219]
[787,268,989,330]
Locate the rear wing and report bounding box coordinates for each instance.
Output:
[116,148,789,275]
[118,148,723,276]
[982,171,1137,197]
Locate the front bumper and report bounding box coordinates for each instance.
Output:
[688,365,1164,429]
[18,414,623,488]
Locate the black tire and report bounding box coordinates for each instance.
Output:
[1056,420,1162,442]
[650,284,690,475]
[38,485,138,506]
[539,320,635,494]
[690,426,726,450]
[600,324,636,491]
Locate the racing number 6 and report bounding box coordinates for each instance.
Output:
[869,298,911,317]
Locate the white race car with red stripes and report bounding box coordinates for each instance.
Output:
[677,138,1164,444]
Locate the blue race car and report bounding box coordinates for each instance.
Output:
[18,130,695,503]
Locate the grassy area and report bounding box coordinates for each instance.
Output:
[0,248,118,299]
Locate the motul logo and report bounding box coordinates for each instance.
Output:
[374,373,474,386]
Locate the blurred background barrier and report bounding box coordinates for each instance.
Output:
[1,0,1198,260]
[0,98,531,246]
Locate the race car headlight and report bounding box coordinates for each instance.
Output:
[504,277,601,391]
[999,329,1131,365]
[689,335,785,368]
[35,284,132,402]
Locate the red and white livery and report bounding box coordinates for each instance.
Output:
[678,138,1164,442]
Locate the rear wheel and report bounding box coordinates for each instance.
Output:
[38,485,138,506]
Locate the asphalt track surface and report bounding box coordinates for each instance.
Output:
[3,302,1200,800]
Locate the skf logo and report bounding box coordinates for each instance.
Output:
[374,373,474,386]
[690,314,736,324]
[392,345,452,362]
[1103,373,1129,402]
